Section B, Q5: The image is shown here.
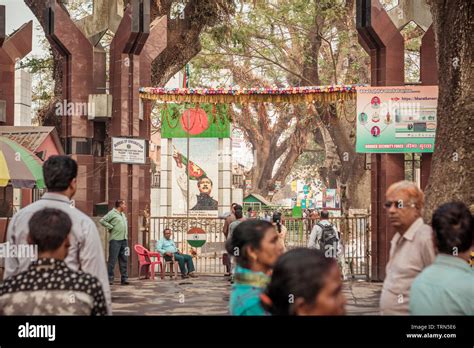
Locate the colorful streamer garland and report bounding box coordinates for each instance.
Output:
[139,85,364,104]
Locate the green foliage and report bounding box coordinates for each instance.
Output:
[191,0,368,88]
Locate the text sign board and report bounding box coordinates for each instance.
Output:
[356,86,438,153]
[112,137,147,164]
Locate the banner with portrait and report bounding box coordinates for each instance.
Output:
[171,138,219,217]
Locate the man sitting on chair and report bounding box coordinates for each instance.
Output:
[156,228,198,279]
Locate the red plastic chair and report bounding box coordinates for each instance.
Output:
[134,244,162,280]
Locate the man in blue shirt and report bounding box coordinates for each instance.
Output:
[410,202,473,315]
[156,228,197,279]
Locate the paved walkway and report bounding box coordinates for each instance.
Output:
[111,276,382,315]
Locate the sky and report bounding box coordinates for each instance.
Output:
[1,0,46,57]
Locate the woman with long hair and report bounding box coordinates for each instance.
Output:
[261,248,346,315]
[226,220,283,315]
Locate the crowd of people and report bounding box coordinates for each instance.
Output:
[225,180,473,316]
[0,155,472,316]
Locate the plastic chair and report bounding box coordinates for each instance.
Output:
[161,254,179,280]
[134,244,162,280]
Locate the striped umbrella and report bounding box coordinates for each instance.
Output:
[0,136,45,189]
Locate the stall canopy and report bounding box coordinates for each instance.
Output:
[0,136,45,188]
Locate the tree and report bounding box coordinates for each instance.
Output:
[423,0,474,218]
[191,0,371,209]
[23,0,235,114]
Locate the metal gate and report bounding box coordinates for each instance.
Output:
[148,215,371,279]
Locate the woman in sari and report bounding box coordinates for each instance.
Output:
[226,220,283,315]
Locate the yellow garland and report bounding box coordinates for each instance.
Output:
[139,91,355,104]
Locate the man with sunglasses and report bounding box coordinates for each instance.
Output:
[379,181,436,315]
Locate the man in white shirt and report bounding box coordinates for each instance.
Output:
[379,180,436,315]
[4,156,112,314]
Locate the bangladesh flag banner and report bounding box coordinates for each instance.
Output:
[187,227,207,248]
[161,103,230,138]
[173,150,207,180]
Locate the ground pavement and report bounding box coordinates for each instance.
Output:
[111,275,383,315]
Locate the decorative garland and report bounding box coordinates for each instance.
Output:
[139,85,363,104]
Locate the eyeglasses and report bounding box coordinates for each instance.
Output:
[384,201,417,209]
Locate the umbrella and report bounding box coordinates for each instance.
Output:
[0,136,45,189]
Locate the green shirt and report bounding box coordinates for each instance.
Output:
[99,208,128,241]
[410,254,474,315]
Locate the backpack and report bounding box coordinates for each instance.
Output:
[317,222,339,258]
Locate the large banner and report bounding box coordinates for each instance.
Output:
[171,138,219,217]
[356,86,438,153]
[161,103,230,138]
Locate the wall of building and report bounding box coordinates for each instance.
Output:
[36,135,61,159]
[14,69,31,126]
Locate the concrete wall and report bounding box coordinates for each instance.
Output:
[14,69,31,126]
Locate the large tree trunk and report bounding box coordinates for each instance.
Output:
[241,104,311,198]
[423,0,474,219]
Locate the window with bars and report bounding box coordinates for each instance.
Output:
[232,174,243,187]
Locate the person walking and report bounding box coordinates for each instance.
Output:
[410,202,473,315]
[308,210,347,279]
[4,155,111,314]
[379,181,435,315]
[227,206,246,281]
[222,203,238,276]
[0,208,107,315]
[100,200,129,285]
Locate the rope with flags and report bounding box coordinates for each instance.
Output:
[139,84,363,104]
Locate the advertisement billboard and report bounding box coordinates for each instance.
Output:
[356,86,438,153]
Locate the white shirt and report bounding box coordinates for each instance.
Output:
[380,217,436,315]
[4,192,112,314]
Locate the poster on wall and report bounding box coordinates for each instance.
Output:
[356,86,438,153]
[111,137,146,164]
[171,138,219,217]
[161,103,230,138]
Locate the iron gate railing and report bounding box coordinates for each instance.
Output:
[148,215,371,279]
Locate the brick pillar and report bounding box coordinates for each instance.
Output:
[109,1,166,277]
[357,0,406,281]
[420,26,438,86]
[45,1,96,215]
[370,154,405,280]
[0,6,32,126]
[419,25,437,191]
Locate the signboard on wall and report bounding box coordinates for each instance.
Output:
[356,86,438,153]
[111,137,146,164]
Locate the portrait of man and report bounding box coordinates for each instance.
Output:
[192,177,218,211]
[172,141,219,214]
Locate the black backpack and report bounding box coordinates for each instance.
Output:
[317,222,339,258]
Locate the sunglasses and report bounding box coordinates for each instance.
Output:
[384,201,417,209]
